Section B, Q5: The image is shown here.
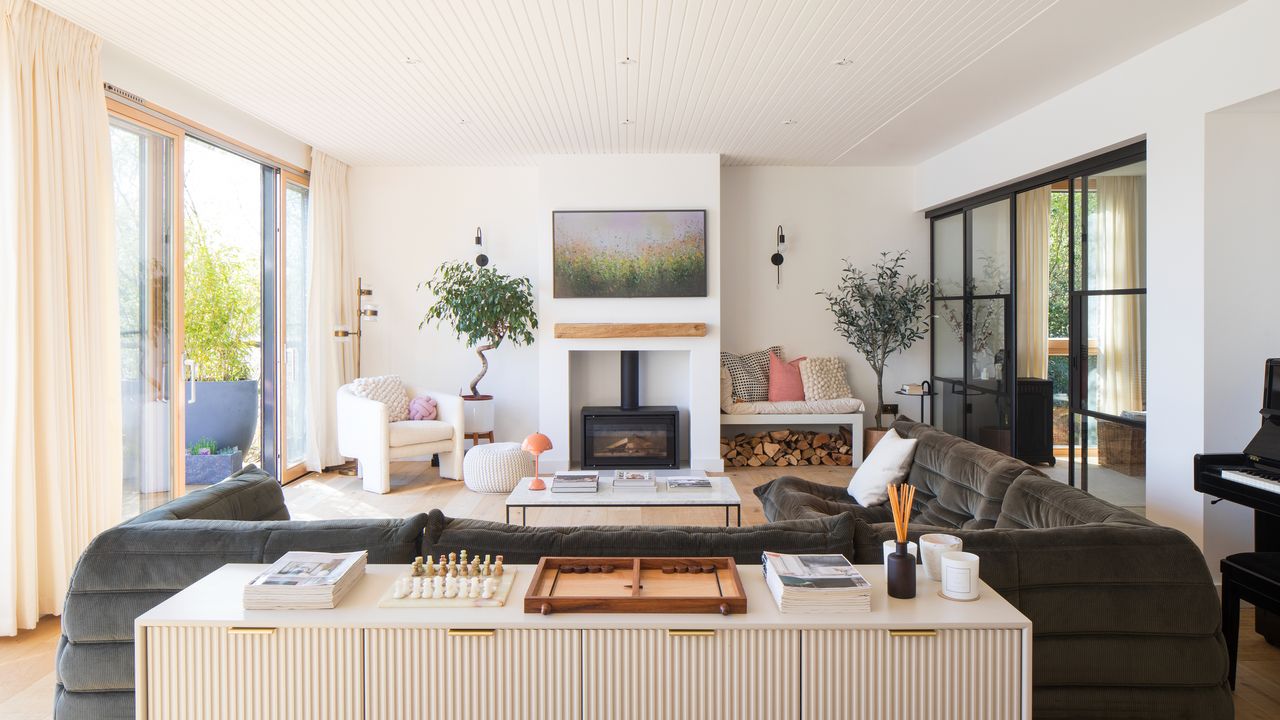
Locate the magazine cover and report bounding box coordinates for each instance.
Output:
[764,552,870,589]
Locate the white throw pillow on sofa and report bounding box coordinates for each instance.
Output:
[848,428,918,506]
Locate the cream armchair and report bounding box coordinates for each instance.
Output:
[336,384,465,494]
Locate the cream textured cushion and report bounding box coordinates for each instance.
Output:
[848,428,918,506]
[388,420,454,448]
[799,357,853,401]
[350,375,410,422]
[463,442,535,494]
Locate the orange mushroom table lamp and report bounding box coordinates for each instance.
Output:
[522,433,553,490]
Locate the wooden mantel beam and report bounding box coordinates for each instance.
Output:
[553,322,709,339]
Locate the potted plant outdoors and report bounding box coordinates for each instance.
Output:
[420,262,538,435]
[182,225,260,467]
[819,250,931,455]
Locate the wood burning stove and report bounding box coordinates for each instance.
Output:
[580,350,679,469]
[581,406,679,469]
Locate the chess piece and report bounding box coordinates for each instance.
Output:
[469,577,480,598]
[481,578,495,600]
[445,577,458,598]
[460,549,469,565]
[484,554,491,567]
[449,552,457,565]
[432,577,445,599]
[494,556,504,576]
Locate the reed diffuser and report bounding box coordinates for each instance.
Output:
[886,482,917,599]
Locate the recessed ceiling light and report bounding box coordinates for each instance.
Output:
[618,56,637,65]
[620,119,633,126]
[833,58,854,67]
[402,56,422,65]
[782,119,798,126]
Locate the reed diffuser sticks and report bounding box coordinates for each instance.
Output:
[885,482,917,599]
[887,482,916,544]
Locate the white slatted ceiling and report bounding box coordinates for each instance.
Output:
[35,0,1050,165]
[32,0,1225,166]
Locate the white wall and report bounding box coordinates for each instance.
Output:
[100,43,311,170]
[348,166,541,444]
[536,155,722,472]
[720,167,929,421]
[1202,107,1280,568]
[914,0,1280,553]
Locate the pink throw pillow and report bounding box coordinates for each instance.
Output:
[408,396,438,421]
[768,352,806,402]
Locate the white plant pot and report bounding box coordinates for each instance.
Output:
[462,395,495,434]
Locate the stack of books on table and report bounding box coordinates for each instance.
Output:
[551,471,599,493]
[612,470,656,489]
[243,550,367,610]
[666,475,712,490]
[761,551,872,613]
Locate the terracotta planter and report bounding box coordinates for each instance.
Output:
[863,427,890,459]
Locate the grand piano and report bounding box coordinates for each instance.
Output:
[1195,358,1280,645]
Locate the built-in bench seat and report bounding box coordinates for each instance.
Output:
[719,367,865,460]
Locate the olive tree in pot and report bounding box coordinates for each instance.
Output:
[420,262,538,436]
[182,225,260,468]
[819,251,930,454]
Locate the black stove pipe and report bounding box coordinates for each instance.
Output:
[620,350,639,410]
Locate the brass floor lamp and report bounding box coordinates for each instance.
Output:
[332,277,378,475]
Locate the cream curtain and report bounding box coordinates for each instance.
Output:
[0,0,121,635]
[1015,186,1050,378]
[1095,175,1146,416]
[304,150,356,471]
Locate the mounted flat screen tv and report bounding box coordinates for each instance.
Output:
[553,209,707,298]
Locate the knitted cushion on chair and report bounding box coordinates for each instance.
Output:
[351,375,410,421]
[408,396,438,421]
[463,442,534,494]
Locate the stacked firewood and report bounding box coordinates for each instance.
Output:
[721,428,854,467]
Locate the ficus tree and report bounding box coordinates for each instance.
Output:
[419,261,538,396]
[819,251,931,430]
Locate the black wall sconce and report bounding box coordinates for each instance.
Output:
[474,227,489,267]
[771,225,787,287]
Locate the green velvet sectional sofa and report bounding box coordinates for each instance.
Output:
[56,420,1231,719]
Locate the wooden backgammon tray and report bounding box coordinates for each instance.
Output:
[524,557,748,615]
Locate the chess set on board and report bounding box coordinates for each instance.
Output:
[376,550,517,608]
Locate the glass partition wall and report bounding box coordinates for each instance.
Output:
[928,143,1146,507]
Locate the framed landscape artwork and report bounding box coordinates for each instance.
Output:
[553,209,707,298]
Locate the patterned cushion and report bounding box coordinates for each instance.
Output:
[350,375,410,422]
[799,357,853,400]
[721,346,781,402]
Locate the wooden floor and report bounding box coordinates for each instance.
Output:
[2,462,1278,719]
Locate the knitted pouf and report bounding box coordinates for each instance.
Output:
[462,442,534,494]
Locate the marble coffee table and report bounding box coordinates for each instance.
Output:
[504,471,742,526]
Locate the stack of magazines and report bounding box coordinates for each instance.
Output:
[666,475,712,490]
[613,470,656,489]
[552,471,599,493]
[761,551,871,613]
[243,550,367,610]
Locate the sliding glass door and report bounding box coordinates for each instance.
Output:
[930,201,1015,455]
[110,97,312,516]
[280,175,311,481]
[1071,161,1147,495]
[928,144,1146,506]
[110,109,183,517]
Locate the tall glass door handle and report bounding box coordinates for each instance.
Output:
[184,356,198,404]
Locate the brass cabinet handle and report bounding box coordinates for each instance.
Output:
[668,629,716,637]
[888,629,938,637]
[447,629,496,637]
[227,627,276,636]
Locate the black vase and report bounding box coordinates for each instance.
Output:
[886,541,917,599]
